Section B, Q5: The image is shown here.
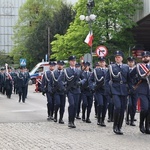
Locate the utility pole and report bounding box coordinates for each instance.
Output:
[48,27,50,61]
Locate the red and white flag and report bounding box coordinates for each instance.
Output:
[84,31,93,47]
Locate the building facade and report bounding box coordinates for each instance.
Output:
[0,0,26,53]
[132,0,150,51]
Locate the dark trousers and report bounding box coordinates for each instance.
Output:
[95,93,108,123]
[6,86,12,98]
[138,94,150,129]
[67,92,79,123]
[46,92,53,117]
[126,94,138,122]
[113,95,127,129]
[19,87,26,102]
[76,94,82,117]
[107,96,114,121]
[81,93,93,120]
[54,93,66,120]
[25,85,28,98]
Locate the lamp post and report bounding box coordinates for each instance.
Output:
[47,27,50,62]
[79,0,96,69]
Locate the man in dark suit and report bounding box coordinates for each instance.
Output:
[126,57,138,126]
[52,60,66,124]
[41,61,56,120]
[17,66,27,102]
[130,51,150,134]
[89,57,108,126]
[80,61,93,123]
[105,51,132,135]
[59,56,85,128]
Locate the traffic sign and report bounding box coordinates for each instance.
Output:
[95,45,108,57]
[84,53,92,63]
[20,58,26,66]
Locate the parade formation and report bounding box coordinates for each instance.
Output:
[40,50,150,135]
[0,50,149,136]
[0,65,30,103]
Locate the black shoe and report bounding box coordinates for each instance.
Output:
[59,119,64,124]
[134,118,137,121]
[100,122,106,127]
[145,129,150,134]
[130,122,136,126]
[107,118,111,122]
[18,100,21,103]
[113,126,119,134]
[118,128,123,135]
[72,122,76,128]
[47,116,51,121]
[113,126,123,135]
[68,122,72,127]
[50,116,54,120]
[126,121,130,125]
[54,118,57,122]
[86,119,91,123]
[68,122,76,128]
[140,126,145,134]
[76,116,81,119]
[82,118,86,122]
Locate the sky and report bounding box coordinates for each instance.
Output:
[66,0,78,4]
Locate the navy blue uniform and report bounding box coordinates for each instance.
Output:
[59,67,85,128]
[16,72,27,102]
[5,73,13,98]
[105,63,131,134]
[52,69,66,123]
[126,66,138,126]
[81,70,93,123]
[41,70,53,119]
[130,62,150,133]
[89,67,108,126]
[24,71,30,98]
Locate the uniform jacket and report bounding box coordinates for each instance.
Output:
[80,70,93,95]
[52,69,65,95]
[130,63,150,95]
[59,67,86,94]
[105,63,131,96]
[89,68,108,95]
[41,70,53,93]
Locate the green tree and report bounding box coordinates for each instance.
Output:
[51,0,142,62]
[11,0,74,69]
[0,51,13,67]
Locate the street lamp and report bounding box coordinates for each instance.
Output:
[47,27,50,62]
[79,0,96,69]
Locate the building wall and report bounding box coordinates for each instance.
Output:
[0,0,26,53]
[133,0,150,22]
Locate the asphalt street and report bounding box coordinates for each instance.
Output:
[0,85,149,150]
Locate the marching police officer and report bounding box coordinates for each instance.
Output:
[126,57,138,126]
[93,62,100,118]
[52,60,66,124]
[130,51,150,134]
[80,61,93,123]
[59,56,85,128]
[5,66,13,99]
[16,66,27,102]
[89,57,108,126]
[41,61,56,120]
[105,51,132,135]
[24,67,30,99]
[0,67,5,94]
[75,62,82,119]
